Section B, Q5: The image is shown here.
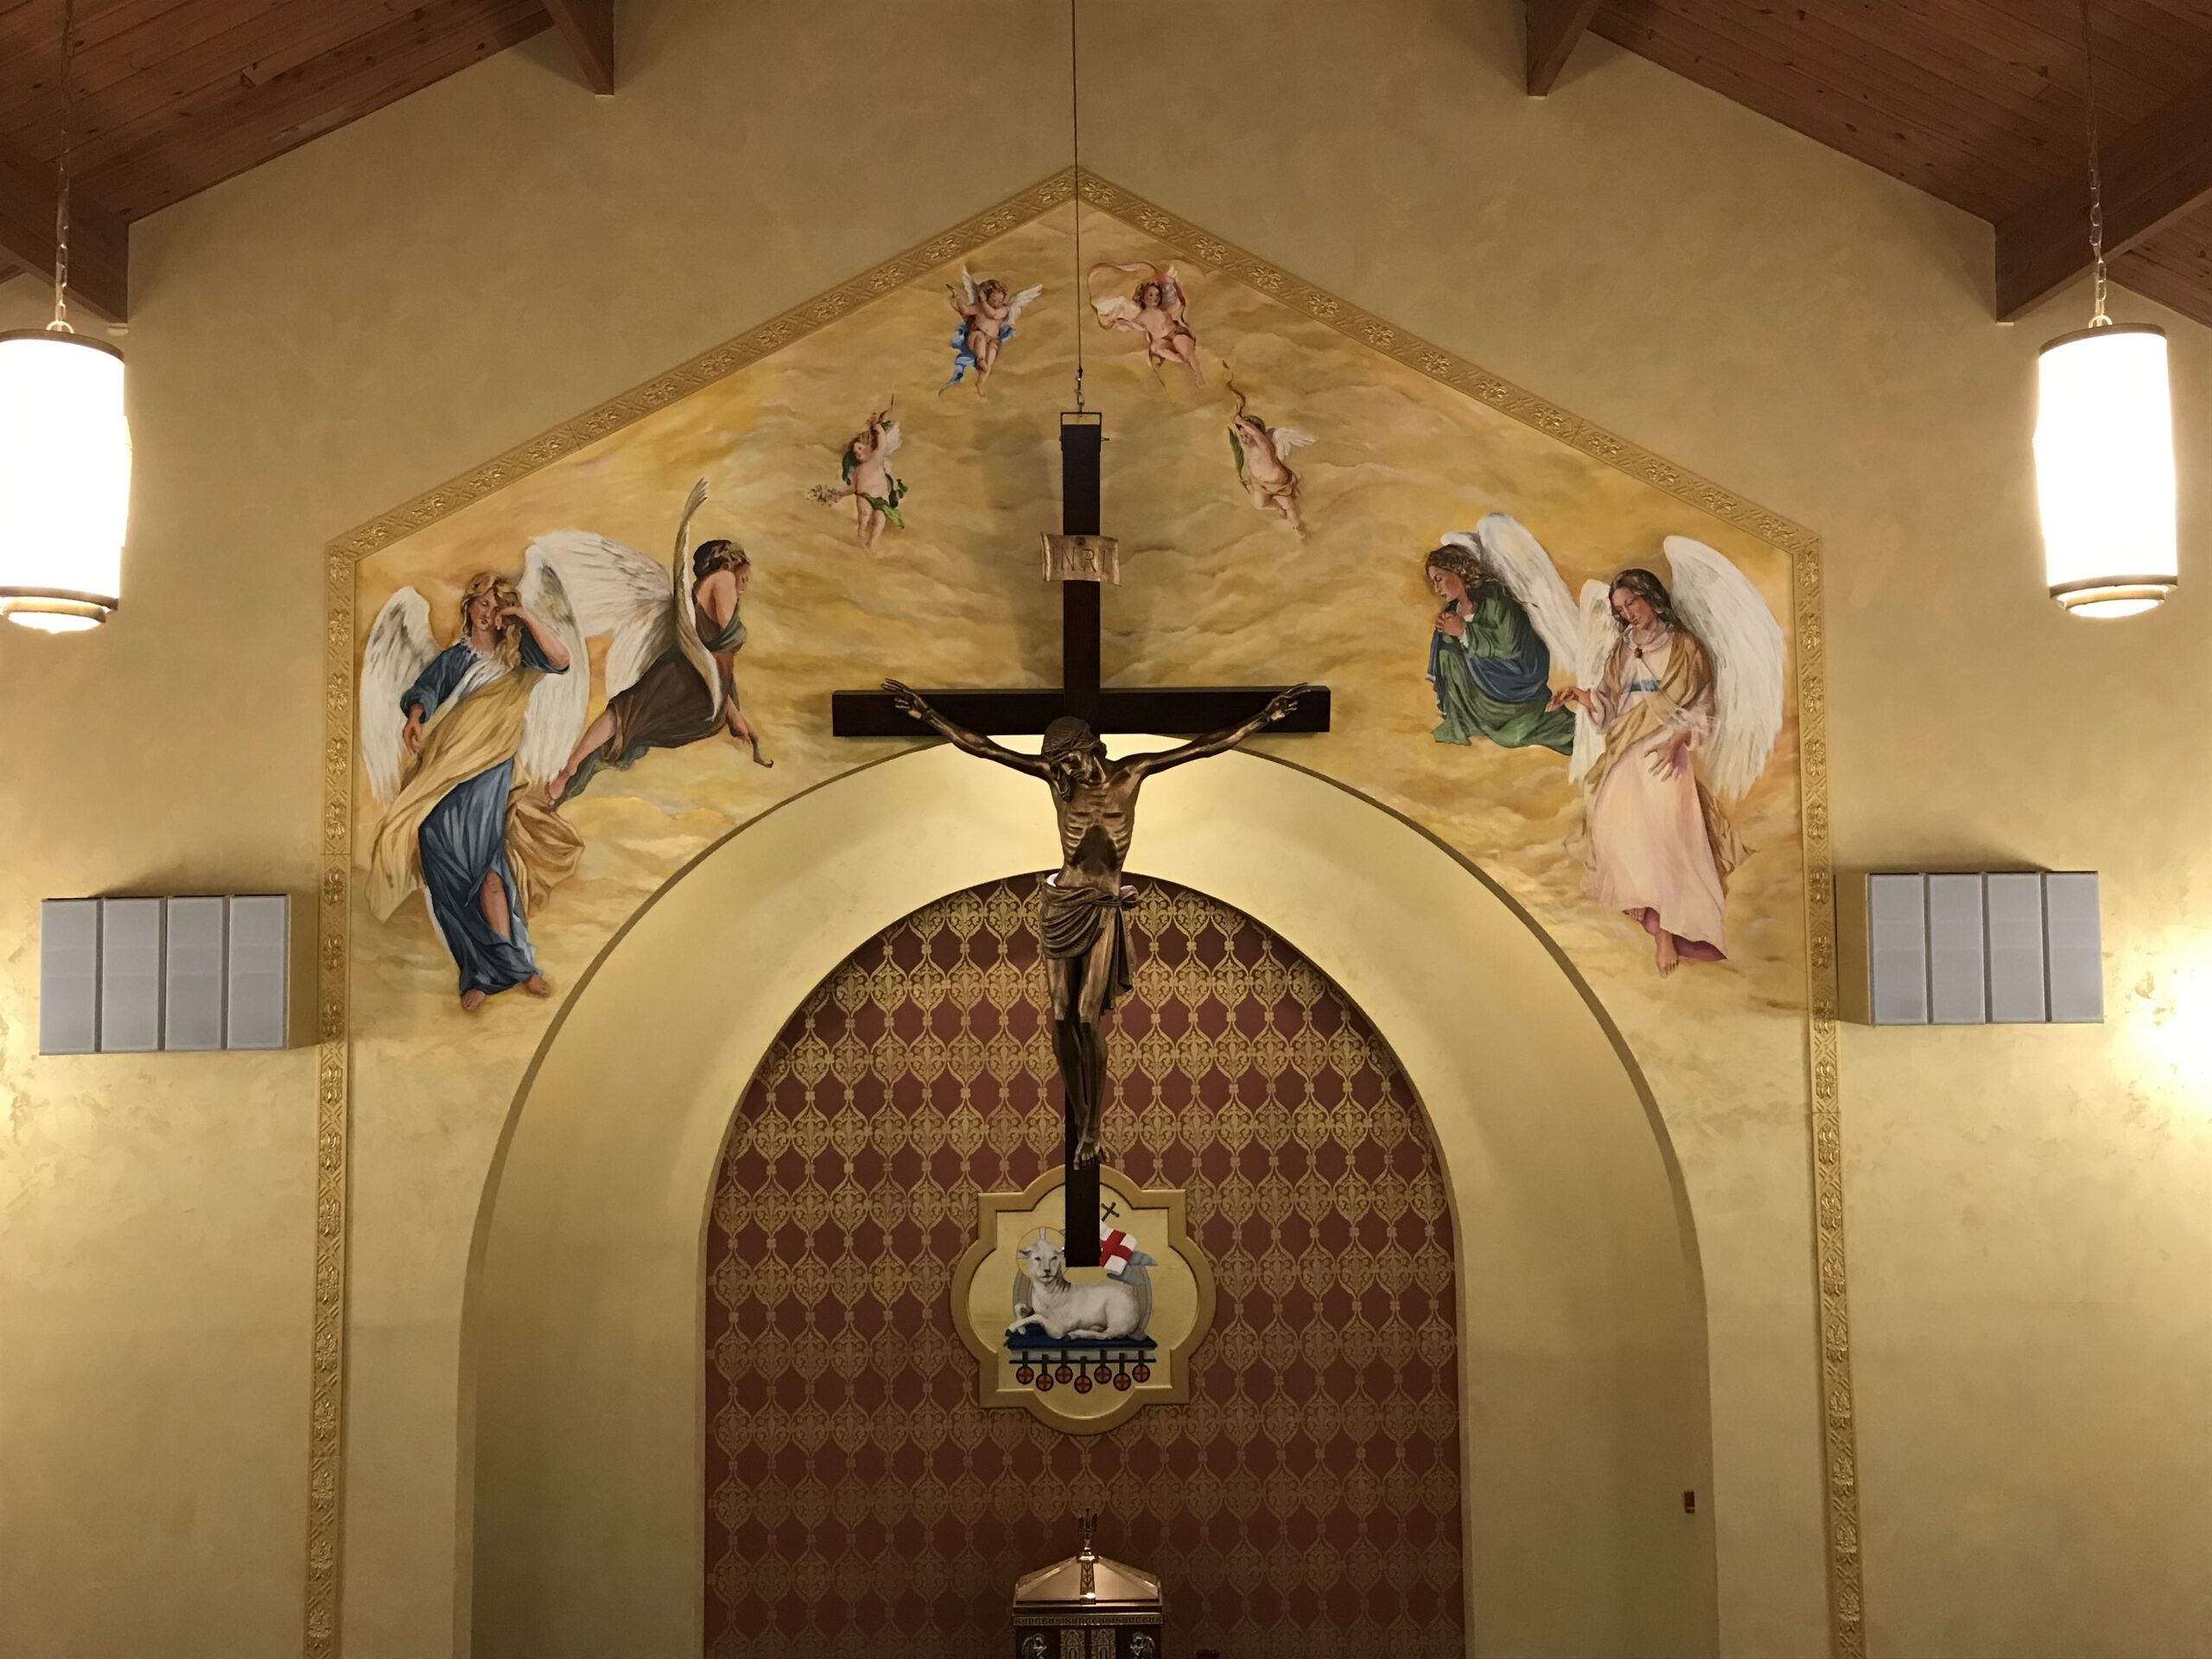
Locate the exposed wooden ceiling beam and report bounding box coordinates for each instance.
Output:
[1528,0,1602,95]
[1995,65,2212,321]
[542,0,614,95]
[0,141,126,322]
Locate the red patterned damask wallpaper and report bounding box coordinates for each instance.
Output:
[704,874,1463,1659]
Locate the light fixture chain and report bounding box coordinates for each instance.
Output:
[1069,0,1085,413]
[50,0,77,334]
[2080,0,2109,327]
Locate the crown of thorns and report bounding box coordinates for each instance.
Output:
[1041,717,1099,760]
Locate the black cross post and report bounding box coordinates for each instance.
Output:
[832,414,1331,1263]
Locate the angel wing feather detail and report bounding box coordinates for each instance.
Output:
[359,589,438,806]
[1569,580,1613,785]
[531,531,672,699]
[514,549,590,789]
[1661,536,1784,801]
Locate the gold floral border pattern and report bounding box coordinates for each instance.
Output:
[1792,545,1862,1657]
[309,165,1858,1657]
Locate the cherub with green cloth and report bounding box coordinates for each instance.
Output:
[1422,516,1582,755]
[809,399,906,552]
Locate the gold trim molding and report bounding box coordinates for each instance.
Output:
[310,165,1858,1657]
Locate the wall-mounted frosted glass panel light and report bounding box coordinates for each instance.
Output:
[1858,871,2101,1027]
[37,893,296,1052]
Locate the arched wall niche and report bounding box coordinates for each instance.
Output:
[461,740,1719,1659]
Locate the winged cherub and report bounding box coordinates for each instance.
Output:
[808,401,906,551]
[1089,261,1202,383]
[1225,378,1315,536]
[1548,538,1785,976]
[943,268,1042,395]
[879,681,1309,1166]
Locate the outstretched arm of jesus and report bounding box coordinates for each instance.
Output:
[880,680,1051,776]
[1124,683,1311,777]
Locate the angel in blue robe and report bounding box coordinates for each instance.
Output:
[942,268,1042,395]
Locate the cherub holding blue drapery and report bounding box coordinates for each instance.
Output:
[942,268,1042,396]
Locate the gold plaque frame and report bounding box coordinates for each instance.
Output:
[950,1165,1217,1435]
[312,168,1858,1657]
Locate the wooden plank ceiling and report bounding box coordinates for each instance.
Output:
[2,3,2209,331]
[1580,0,2212,327]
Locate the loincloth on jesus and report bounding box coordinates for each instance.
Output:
[1038,877,1138,1008]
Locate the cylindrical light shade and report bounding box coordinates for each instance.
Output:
[2034,322,2177,618]
[0,328,130,632]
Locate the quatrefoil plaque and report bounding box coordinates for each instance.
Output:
[950,1166,1213,1433]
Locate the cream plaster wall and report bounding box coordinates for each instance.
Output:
[1,2,2207,1657]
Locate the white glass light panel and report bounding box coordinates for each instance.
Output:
[2034,324,2177,618]
[163,897,227,1052]
[0,329,130,632]
[1866,874,1929,1026]
[39,898,100,1054]
[226,894,290,1051]
[1983,874,2049,1025]
[98,896,163,1052]
[2043,873,2104,1024]
[1926,874,1987,1025]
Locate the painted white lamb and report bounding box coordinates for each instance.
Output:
[1007,1235,1146,1341]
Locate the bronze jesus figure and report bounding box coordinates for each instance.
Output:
[882,679,1310,1167]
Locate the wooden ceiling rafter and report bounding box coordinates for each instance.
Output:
[543,0,615,94]
[1527,0,1602,94]
[0,135,128,321]
[1995,63,2212,319]
[1589,0,2212,329]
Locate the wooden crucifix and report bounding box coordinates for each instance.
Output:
[834,414,1331,1265]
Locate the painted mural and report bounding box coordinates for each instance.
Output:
[320,172,1827,1658]
[347,183,1803,1029]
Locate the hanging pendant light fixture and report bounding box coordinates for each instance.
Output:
[0,0,130,634]
[2032,0,2177,620]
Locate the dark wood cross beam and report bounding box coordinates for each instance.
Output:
[832,414,1331,1266]
[831,416,1332,740]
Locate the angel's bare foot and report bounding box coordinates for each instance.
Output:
[524,975,551,997]
[747,735,774,769]
[1655,933,1679,977]
[461,988,487,1013]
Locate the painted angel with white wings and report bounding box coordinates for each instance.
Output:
[1421,515,1584,756]
[540,477,771,805]
[1548,539,1786,976]
[942,268,1042,395]
[808,401,905,551]
[359,553,587,1010]
[1088,260,1202,383]
[1226,378,1315,536]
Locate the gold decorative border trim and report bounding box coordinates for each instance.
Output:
[947,1165,1217,1436]
[309,165,1856,1657]
[1793,548,1863,1656]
